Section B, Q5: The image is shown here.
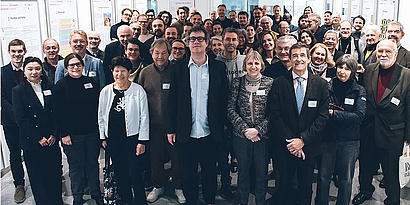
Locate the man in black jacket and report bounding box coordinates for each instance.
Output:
[110,8,132,40]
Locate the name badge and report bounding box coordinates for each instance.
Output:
[256,90,265,96]
[308,100,317,108]
[162,83,170,90]
[391,97,400,106]
[202,73,208,79]
[84,83,93,89]
[88,71,96,77]
[43,90,52,96]
[344,98,354,105]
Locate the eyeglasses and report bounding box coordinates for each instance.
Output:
[172,47,185,51]
[188,36,206,42]
[67,62,83,68]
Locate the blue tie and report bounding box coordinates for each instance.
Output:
[296,77,304,115]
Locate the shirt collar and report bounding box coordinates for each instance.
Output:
[11,63,23,71]
[292,70,308,80]
[188,55,209,68]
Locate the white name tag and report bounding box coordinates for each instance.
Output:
[162,83,170,90]
[89,71,96,77]
[391,97,400,106]
[308,100,317,108]
[202,73,208,79]
[344,98,354,105]
[43,90,52,96]
[361,97,366,101]
[256,90,265,96]
[84,83,93,89]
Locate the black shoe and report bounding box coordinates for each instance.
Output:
[352,192,372,205]
[379,177,385,188]
[219,186,233,200]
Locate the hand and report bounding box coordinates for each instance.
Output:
[38,137,49,147]
[167,133,176,145]
[286,138,305,153]
[61,135,72,145]
[244,128,259,140]
[136,144,145,156]
[250,135,261,143]
[47,135,56,145]
[102,140,107,148]
[357,64,365,73]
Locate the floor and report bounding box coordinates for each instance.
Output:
[1,147,410,205]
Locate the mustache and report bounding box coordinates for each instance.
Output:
[388,35,398,41]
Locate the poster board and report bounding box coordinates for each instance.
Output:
[91,0,113,48]
[362,0,375,25]
[169,0,193,19]
[377,0,396,39]
[115,0,132,23]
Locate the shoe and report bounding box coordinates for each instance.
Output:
[146,187,164,202]
[352,192,372,205]
[219,186,233,200]
[379,177,385,188]
[14,185,26,203]
[175,189,186,204]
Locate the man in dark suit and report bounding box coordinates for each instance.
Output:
[353,39,410,205]
[167,26,228,205]
[1,39,27,203]
[270,42,329,205]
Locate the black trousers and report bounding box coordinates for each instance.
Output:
[178,136,217,205]
[24,145,63,205]
[3,125,24,187]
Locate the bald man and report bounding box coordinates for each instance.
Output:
[86,31,104,61]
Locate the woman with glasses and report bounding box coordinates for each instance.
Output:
[125,38,146,82]
[53,53,102,205]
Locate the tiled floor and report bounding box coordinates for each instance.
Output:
[1,147,410,205]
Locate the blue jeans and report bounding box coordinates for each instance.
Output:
[317,140,360,205]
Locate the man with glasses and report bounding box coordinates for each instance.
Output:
[110,8,132,40]
[137,14,154,43]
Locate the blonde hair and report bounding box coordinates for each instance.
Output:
[70,30,88,42]
[243,51,266,72]
[310,43,335,67]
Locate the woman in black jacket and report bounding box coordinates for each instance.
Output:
[316,54,366,205]
[12,57,62,205]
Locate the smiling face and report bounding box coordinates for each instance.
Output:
[228,11,237,22]
[300,32,312,46]
[8,45,26,66]
[324,32,338,51]
[211,39,224,55]
[290,47,310,76]
[246,26,255,38]
[152,19,165,38]
[43,39,59,61]
[277,41,292,62]
[340,21,352,39]
[218,6,226,18]
[171,41,186,60]
[262,33,275,51]
[121,9,132,23]
[324,13,331,25]
[87,32,101,50]
[246,56,262,78]
[353,18,365,31]
[165,27,178,41]
[377,40,398,69]
[126,43,140,63]
[191,14,202,26]
[386,24,405,45]
[212,24,223,36]
[336,63,351,82]
[188,31,208,54]
[152,44,169,69]
[24,62,42,83]
[223,32,239,54]
[112,65,131,84]
[66,57,84,78]
[311,47,326,65]
[365,29,380,45]
[69,34,87,56]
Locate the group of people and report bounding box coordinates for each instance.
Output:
[2,3,410,205]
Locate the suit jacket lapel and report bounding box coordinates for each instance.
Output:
[285,72,298,114]
[23,80,44,110]
[84,55,91,76]
[370,64,379,105]
[380,64,401,104]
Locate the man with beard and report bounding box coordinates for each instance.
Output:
[165,26,179,42]
[144,18,166,51]
[251,7,263,28]
[42,38,63,85]
[238,11,249,29]
[320,11,333,30]
[338,20,365,62]
[86,31,105,61]
[171,6,189,36]
[307,13,326,43]
[110,8,132,40]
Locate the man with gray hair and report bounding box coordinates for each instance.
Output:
[338,20,365,62]
[42,38,63,85]
[361,25,381,67]
[264,35,297,79]
[308,13,326,43]
[384,21,410,68]
[86,31,105,61]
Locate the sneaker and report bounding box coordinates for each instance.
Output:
[175,189,186,204]
[14,185,26,203]
[146,187,164,202]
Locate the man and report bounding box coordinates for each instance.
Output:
[238,11,249,29]
[42,38,63,85]
[338,20,365,62]
[264,35,297,79]
[297,14,309,35]
[152,18,166,39]
[385,21,410,68]
[260,16,273,33]
[110,8,132,40]
[190,12,203,27]
[137,14,154,43]
[170,39,187,62]
[167,26,228,205]
[139,38,186,204]
[171,6,189,36]
[189,8,197,20]
[165,26,179,42]
[209,10,217,21]
[270,42,329,205]
[130,21,142,39]
[252,7,263,27]
[352,40,410,205]
[272,5,282,32]
[353,15,366,36]
[332,12,341,31]
[320,11,333,30]
[323,30,344,62]
[228,10,240,28]
[182,22,194,39]
[283,13,298,32]
[1,39,27,203]
[145,9,155,25]
[261,5,269,17]
[362,25,381,67]
[308,13,326,43]
[277,21,291,38]
[86,31,105,61]
[214,4,233,29]
[55,30,105,89]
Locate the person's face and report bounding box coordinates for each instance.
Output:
[238,14,248,26]
[229,12,237,22]
[130,23,141,38]
[253,9,262,21]
[332,15,341,26]
[223,32,239,53]
[308,16,319,31]
[262,34,274,51]
[246,26,255,38]
[273,7,280,17]
[218,6,226,18]
[238,33,246,46]
[210,11,216,20]
[171,41,186,60]
[69,34,87,54]
[365,30,380,45]
[121,10,132,23]
[191,14,202,26]
[279,22,290,35]
[211,39,224,55]
[204,20,213,31]
[283,14,291,24]
[152,20,165,38]
[340,22,352,39]
[183,26,192,37]
[152,44,169,68]
[126,43,140,62]
[118,28,132,46]
[112,65,130,84]
[66,57,83,78]
[161,13,170,24]
[290,48,310,74]
[260,18,272,31]
[299,17,308,29]
[324,33,338,50]
[311,47,326,65]
[165,27,178,41]
[188,31,208,54]
[277,42,292,62]
[261,5,267,16]
[43,40,59,60]
[353,18,364,31]
[246,56,262,78]
[324,13,331,25]
[178,9,187,21]
[88,33,101,50]
[386,24,405,45]
[189,9,196,19]
[213,25,223,36]
[24,62,42,83]
[377,41,398,68]
[304,7,312,15]
[146,12,155,22]
[300,32,312,46]
[8,45,26,65]
[336,63,351,82]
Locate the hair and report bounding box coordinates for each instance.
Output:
[150,38,172,54]
[210,36,223,44]
[42,38,59,49]
[145,9,155,16]
[377,39,398,52]
[192,12,202,19]
[298,29,317,48]
[204,19,212,25]
[212,21,222,28]
[324,29,339,38]
[218,4,227,9]
[152,17,165,26]
[324,10,332,16]
[111,56,133,71]
[335,54,358,78]
[364,25,381,35]
[277,35,297,48]
[237,29,249,46]
[23,56,42,70]
[387,21,405,33]
[177,6,189,15]
[309,13,321,23]
[185,22,194,27]
[283,13,292,20]
[122,8,132,15]
[8,39,26,51]
[304,6,313,14]
[340,20,352,28]
[229,10,236,14]
[273,5,280,9]
[187,26,210,43]
[289,42,310,59]
[137,14,148,22]
[70,30,87,42]
[222,27,239,40]
[166,25,178,31]
[253,7,262,13]
[172,39,186,48]
[279,21,289,28]
[258,31,277,55]
[125,38,143,50]
[158,10,173,26]
[298,14,308,23]
[238,11,249,19]
[64,53,84,69]
[310,43,335,67]
[353,15,366,25]
[243,51,266,72]
[260,16,273,25]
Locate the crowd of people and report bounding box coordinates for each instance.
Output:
[2,3,410,205]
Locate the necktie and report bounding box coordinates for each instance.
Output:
[296,77,304,115]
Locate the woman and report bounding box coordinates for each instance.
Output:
[53,53,102,205]
[299,29,317,49]
[237,29,252,55]
[99,56,149,204]
[316,54,366,205]
[207,36,224,59]
[259,31,277,66]
[12,57,62,205]
[308,43,336,79]
[227,51,273,205]
[304,6,313,15]
[125,38,145,82]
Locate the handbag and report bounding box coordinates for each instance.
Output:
[399,143,410,188]
[103,148,121,204]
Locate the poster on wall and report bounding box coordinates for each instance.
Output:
[362,0,375,24]
[1,1,42,65]
[48,0,78,56]
[378,0,396,39]
[306,0,324,18]
[350,0,360,20]
[92,0,113,48]
[169,0,193,19]
[115,0,132,23]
